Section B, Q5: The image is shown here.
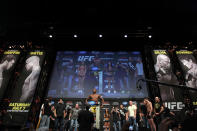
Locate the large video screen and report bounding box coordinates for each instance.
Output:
[0,50,20,100]
[47,51,148,98]
[152,50,182,101]
[176,50,197,100]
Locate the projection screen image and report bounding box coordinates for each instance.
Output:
[47,51,148,98]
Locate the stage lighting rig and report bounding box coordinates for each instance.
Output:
[136,78,197,92]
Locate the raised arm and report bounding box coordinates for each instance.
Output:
[100,95,104,106]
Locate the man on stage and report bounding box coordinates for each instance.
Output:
[85,89,104,129]
[126,100,138,131]
[86,88,104,107]
[143,98,157,131]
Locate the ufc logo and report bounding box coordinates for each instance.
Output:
[164,102,185,110]
[78,56,95,61]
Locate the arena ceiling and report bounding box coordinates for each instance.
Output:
[0,1,196,47]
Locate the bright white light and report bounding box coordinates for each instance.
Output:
[99,34,103,38]
[49,34,53,38]
[9,46,11,49]
[124,35,128,38]
[74,34,78,38]
[148,35,152,38]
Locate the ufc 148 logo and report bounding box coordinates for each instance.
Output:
[164,102,185,110]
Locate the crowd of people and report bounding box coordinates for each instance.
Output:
[37,98,95,131]
[108,97,196,131]
[37,87,196,131]
[36,95,196,131]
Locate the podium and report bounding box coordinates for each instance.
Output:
[88,101,101,129]
[95,106,100,129]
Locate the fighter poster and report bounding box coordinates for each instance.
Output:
[152,50,182,102]
[4,51,45,126]
[176,50,197,100]
[0,50,20,100]
[47,51,148,99]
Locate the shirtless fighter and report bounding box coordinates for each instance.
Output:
[86,89,104,107]
[143,98,157,131]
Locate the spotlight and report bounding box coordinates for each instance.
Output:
[99,34,103,38]
[74,34,78,38]
[148,35,152,39]
[9,46,11,49]
[49,34,53,38]
[124,34,128,38]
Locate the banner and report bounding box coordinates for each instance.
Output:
[4,51,45,126]
[0,50,20,100]
[176,50,197,101]
[152,50,182,102]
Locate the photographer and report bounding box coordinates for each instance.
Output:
[111,106,121,131]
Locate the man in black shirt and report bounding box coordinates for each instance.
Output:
[178,97,196,130]
[55,99,66,131]
[49,105,57,131]
[78,105,94,131]
[119,104,126,128]
[153,96,164,129]
[64,105,71,131]
[111,106,121,131]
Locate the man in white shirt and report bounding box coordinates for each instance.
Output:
[127,100,138,131]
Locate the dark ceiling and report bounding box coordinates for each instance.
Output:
[0,1,196,45]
